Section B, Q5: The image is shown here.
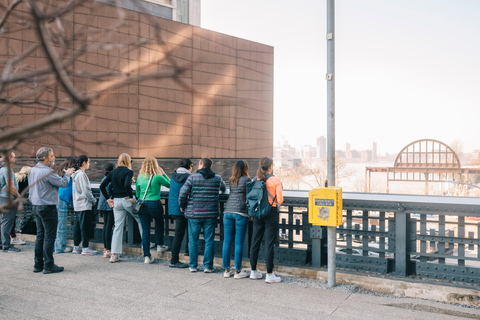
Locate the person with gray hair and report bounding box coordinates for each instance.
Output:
[29,147,74,274]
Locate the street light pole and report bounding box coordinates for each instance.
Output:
[326,0,336,287]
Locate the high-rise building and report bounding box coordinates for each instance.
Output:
[371,141,377,159]
[316,136,326,159]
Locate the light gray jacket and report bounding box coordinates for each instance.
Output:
[72,170,96,211]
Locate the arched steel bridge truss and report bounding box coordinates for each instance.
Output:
[366,139,480,194]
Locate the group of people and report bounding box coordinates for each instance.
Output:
[0,147,284,283]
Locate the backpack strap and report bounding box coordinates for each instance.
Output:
[265,175,279,206]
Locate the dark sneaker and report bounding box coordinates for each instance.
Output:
[43,265,64,274]
[33,266,43,273]
[3,246,21,252]
[169,261,189,268]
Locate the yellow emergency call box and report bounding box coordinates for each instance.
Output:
[308,186,343,226]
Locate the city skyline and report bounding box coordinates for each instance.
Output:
[202,0,480,155]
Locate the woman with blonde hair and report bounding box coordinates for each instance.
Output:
[100,153,142,263]
[135,157,170,264]
[15,166,31,195]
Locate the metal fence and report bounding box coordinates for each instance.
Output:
[18,189,480,287]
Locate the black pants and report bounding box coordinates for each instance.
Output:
[34,205,58,269]
[100,210,114,250]
[170,215,189,263]
[73,210,92,248]
[249,207,279,274]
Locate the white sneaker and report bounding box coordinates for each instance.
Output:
[144,256,155,264]
[224,270,233,278]
[204,268,214,273]
[150,242,156,249]
[81,247,98,255]
[72,246,82,254]
[189,267,197,272]
[110,253,120,263]
[157,245,169,253]
[234,271,248,279]
[265,273,281,283]
[249,270,263,279]
[11,238,26,245]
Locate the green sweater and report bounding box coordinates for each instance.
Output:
[136,174,171,201]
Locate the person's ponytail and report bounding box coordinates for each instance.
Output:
[256,157,273,181]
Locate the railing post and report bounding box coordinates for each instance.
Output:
[311,226,324,267]
[395,211,409,277]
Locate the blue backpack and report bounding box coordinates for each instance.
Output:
[246,174,277,219]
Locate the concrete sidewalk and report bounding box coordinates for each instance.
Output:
[1,243,480,319]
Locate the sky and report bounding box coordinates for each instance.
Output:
[201,0,480,155]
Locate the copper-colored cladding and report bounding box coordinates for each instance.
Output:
[2,3,274,160]
[366,139,480,194]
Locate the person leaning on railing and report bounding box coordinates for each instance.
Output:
[249,157,284,284]
[135,157,171,264]
[168,158,193,268]
[222,160,252,279]
[100,153,142,263]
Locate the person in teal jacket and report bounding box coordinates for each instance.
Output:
[135,157,170,264]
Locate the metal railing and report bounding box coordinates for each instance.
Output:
[18,189,480,287]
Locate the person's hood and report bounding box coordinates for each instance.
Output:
[197,168,215,179]
[172,168,191,184]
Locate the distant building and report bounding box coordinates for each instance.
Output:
[317,136,326,159]
[105,0,201,26]
[371,141,377,159]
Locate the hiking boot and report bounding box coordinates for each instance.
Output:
[43,264,64,274]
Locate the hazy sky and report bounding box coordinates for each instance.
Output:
[201,0,480,155]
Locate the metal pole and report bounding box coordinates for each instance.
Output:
[326,0,336,288]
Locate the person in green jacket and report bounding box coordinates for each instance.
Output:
[136,157,170,264]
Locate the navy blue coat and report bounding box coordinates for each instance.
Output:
[168,170,191,216]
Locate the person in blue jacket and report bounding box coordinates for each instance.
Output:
[168,158,193,268]
[54,157,76,254]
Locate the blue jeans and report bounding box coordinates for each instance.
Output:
[222,212,248,271]
[138,200,164,257]
[188,218,216,269]
[54,199,69,252]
